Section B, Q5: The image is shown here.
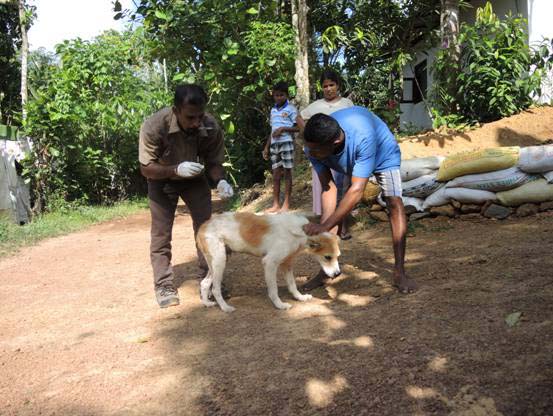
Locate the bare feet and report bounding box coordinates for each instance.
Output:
[339,229,352,240]
[265,205,280,214]
[278,205,290,213]
[337,218,352,240]
[393,271,418,294]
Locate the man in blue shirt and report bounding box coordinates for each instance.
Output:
[302,106,417,294]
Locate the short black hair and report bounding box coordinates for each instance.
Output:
[272,81,289,94]
[303,113,341,144]
[174,84,208,108]
[319,68,341,87]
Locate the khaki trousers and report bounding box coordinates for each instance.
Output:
[147,177,211,289]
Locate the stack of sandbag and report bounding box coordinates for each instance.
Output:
[365,143,553,220]
[422,147,521,209]
[495,144,553,206]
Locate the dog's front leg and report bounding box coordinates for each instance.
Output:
[263,257,291,310]
[283,267,313,302]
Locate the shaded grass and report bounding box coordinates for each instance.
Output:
[0,198,148,258]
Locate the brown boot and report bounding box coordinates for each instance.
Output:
[301,269,329,291]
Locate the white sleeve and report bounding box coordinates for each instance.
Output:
[300,105,312,120]
[342,97,354,108]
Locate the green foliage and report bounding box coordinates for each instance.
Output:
[0,3,21,124]
[432,2,553,127]
[125,1,296,187]
[0,198,148,258]
[24,29,169,210]
[310,0,440,129]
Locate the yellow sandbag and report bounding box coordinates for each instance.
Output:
[496,179,553,206]
[436,147,519,182]
[362,181,381,205]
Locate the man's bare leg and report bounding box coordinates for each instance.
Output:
[279,168,292,212]
[266,168,282,213]
[385,196,417,294]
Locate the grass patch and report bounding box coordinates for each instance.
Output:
[428,224,454,233]
[407,221,426,236]
[224,194,242,211]
[0,198,148,258]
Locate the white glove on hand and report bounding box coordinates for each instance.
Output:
[217,179,234,200]
[175,161,204,178]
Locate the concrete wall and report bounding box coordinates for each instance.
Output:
[528,0,553,103]
[399,48,437,131]
[460,0,528,25]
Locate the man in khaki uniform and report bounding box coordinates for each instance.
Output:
[139,84,234,308]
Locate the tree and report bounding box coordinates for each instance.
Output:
[310,0,440,124]
[0,1,21,124]
[17,0,29,122]
[440,0,460,113]
[24,29,169,210]
[291,0,310,110]
[119,0,296,186]
[0,0,34,124]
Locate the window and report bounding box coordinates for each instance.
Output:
[413,60,427,104]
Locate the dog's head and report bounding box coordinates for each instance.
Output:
[306,232,341,278]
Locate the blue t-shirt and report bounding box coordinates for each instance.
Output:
[270,100,298,143]
[305,106,401,178]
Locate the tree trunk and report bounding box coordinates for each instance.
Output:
[441,0,460,58]
[18,0,28,122]
[291,0,309,164]
[440,0,460,112]
[291,0,309,111]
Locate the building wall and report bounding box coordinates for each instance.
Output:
[528,0,553,103]
[461,0,528,25]
[399,48,437,131]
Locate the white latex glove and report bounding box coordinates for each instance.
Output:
[175,161,204,178]
[217,179,234,199]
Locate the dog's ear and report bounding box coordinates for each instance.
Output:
[307,237,321,250]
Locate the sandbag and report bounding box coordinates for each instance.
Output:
[445,167,536,192]
[422,187,450,209]
[376,194,425,212]
[436,147,519,181]
[518,144,553,173]
[445,188,497,204]
[403,173,445,198]
[362,180,381,205]
[496,179,553,206]
[403,196,425,212]
[400,156,445,181]
[542,171,553,184]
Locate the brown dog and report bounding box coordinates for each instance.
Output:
[196,212,341,312]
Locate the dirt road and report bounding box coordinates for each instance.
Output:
[1,200,552,415]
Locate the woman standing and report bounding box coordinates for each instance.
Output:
[297,69,354,240]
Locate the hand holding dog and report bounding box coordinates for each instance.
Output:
[217,179,234,199]
[303,222,328,236]
[175,161,204,178]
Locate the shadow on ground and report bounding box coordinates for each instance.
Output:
[144,215,553,415]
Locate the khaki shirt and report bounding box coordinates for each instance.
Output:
[139,107,225,171]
